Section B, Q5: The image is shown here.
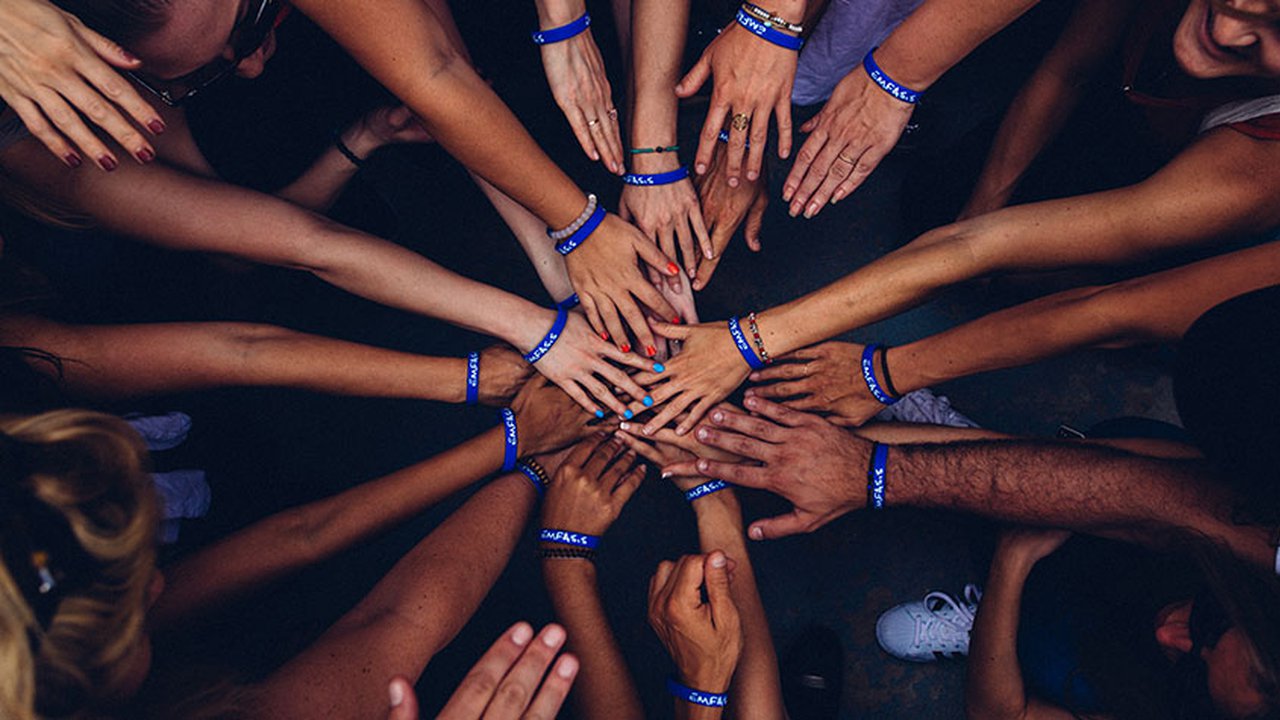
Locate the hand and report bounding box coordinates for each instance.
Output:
[647,552,742,693]
[435,622,579,720]
[477,345,535,406]
[615,404,747,467]
[691,140,767,291]
[359,105,433,147]
[782,66,914,219]
[531,310,663,417]
[995,527,1072,565]
[624,319,752,436]
[565,213,680,356]
[540,30,623,174]
[619,170,711,289]
[639,268,700,361]
[678,21,797,188]
[511,376,614,457]
[540,435,645,537]
[662,396,872,540]
[745,341,881,426]
[0,0,164,170]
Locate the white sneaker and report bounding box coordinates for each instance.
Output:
[874,388,980,428]
[876,584,982,662]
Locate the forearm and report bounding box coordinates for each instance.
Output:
[873,0,1039,89]
[473,171,575,302]
[273,122,376,212]
[542,560,645,720]
[965,549,1035,720]
[627,0,690,173]
[693,492,786,720]
[152,428,506,630]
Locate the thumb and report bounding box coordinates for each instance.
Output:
[747,511,813,541]
[386,677,419,720]
[649,319,692,341]
[78,23,141,67]
[676,56,711,98]
[388,105,415,128]
[800,111,823,134]
[744,194,767,252]
[703,552,736,624]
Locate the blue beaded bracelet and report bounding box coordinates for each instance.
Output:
[734,8,803,51]
[539,528,600,549]
[623,167,690,186]
[524,307,569,364]
[717,129,750,148]
[556,204,607,256]
[465,351,480,405]
[685,479,729,503]
[557,293,580,311]
[860,343,899,406]
[863,48,921,104]
[667,676,729,707]
[867,442,888,509]
[531,12,590,45]
[516,462,545,496]
[499,408,519,472]
[728,316,765,371]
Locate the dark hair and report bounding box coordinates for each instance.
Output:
[51,0,171,47]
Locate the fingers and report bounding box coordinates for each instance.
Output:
[675,396,716,436]
[77,55,165,138]
[594,362,651,411]
[562,432,609,472]
[632,228,682,279]
[75,21,141,67]
[692,241,725,292]
[789,137,849,218]
[649,559,677,611]
[725,110,750,186]
[566,104,602,164]
[673,221,697,281]
[742,394,812,427]
[694,100,729,176]
[522,655,579,719]
[745,106,769,182]
[688,206,713,264]
[775,97,793,160]
[578,292,608,342]
[831,144,890,204]
[641,391,694,436]
[480,624,568,719]
[594,299,628,352]
[387,677,418,720]
[744,191,767,252]
[676,54,712,99]
[671,552,707,610]
[611,460,647,505]
[747,379,811,399]
[582,436,624,478]
[647,319,691,342]
[55,79,152,163]
[8,98,80,167]
[749,361,810,382]
[580,373,626,416]
[616,297,659,360]
[747,511,814,541]
[437,622,535,718]
[694,423,775,460]
[614,430,666,465]
[702,552,735,625]
[782,124,826,204]
[705,406,788,443]
[561,379,603,416]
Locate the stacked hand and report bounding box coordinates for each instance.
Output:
[619,170,711,292]
[691,140,767,291]
[510,377,615,457]
[355,105,433,149]
[475,345,535,407]
[541,435,645,537]
[623,319,752,436]
[540,30,623,175]
[745,341,883,426]
[531,309,659,417]
[648,552,742,695]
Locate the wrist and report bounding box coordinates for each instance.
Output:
[340,122,381,160]
[450,356,470,404]
[631,151,683,174]
[679,666,736,695]
[535,0,587,28]
[871,43,938,92]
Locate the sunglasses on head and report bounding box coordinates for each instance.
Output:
[128,0,286,107]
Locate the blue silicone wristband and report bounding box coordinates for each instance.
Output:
[717,129,750,148]
[863,48,921,104]
[623,167,690,186]
[861,343,899,406]
[516,462,545,496]
[667,676,729,707]
[524,307,569,364]
[684,479,730,503]
[557,293,580,311]
[465,351,480,405]
[539,528,600,549]
[734,8,803,51]
[867,442,888,509]
[556,204,607,256]
[531,12,591,44]
[728,316,765,371]
[499,408,518,472]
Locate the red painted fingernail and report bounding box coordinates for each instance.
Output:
[666,262,679,275]
[147,119,166,135]
[99,155,118,171]
[646,345,657,357]
[136,147,155,163]
[671,316,683,324]
[64,153,82,168]
[620,344,631,353]
[600,331,610,341]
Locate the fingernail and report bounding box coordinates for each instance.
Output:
[712,411,724,422]
[666,262,679,275]
[389,681,405,708]
[696,163,707,174]
[557,655,579,678]
[120,48,140,62]
[64,153,82,168]
[542,625,566,647]
[646,345,657,357]
[661,470,672,479]
[830,196,839,205]
[512,623,533,646]
[147,119,166,135]
[696,427,709,440]
[789,204,800,217]
[672,316,682,324]
[99,155,118,171]
[728,177,739,188]
[595,409,605,419]
[745,396,758,409]
[711,552,727,568]
[620,343,631,353]
[623,409,634,420]
[653,363,665,373]
[783,186,794,201]
[136,147,154,163]
[747,171,758,181]
[619,421,631,430]
[643,396,654,407]
[600,331,610,341]
[750,527,764,540]
[697,458,709,471]
[805,203,818,219]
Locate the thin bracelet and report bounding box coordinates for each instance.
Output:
[332,131,365,167]
[515,460,547,496]
[666,676,729,707]
[539,528,601,549]
[523,307,569,364]
[548,194,598,241]
[880,346,901,398]
[746,312,773,365]
[685,479,730,503]
[629,144,679,155]
[555,204,607,256]
[734,8,804,51]
[860,343,899,406]
[866,442,888,509]
[863,47,921,104]
[740,2,804,33]
[465,351,480,405]
[718,129,750,149]
[531,12,591,44]
[727,316,765,370]
[499,408,518,472]
[623,167,690,186]
[537,546,597,562]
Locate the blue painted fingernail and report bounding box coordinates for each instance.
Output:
[653,363,666,373]
[595,410,605,419]
[624,409,634,420]
[643,396,654,407]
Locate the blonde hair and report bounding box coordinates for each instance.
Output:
[0,410,158,720]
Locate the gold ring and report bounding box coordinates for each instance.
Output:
[731,113,750,131]
[587,117,601,128]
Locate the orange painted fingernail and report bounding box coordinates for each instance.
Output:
[620,343,631,353]
[646,345,657,357]
[666,262,679,275]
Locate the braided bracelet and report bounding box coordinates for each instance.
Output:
[740,2,804,33]
[629,144,679,155]
[537,546,597,562]
[734,8,803,51]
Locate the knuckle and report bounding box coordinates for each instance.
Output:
[495,680,532,709]
[458,668,502,699]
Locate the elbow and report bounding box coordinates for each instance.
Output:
[274,215,353,276]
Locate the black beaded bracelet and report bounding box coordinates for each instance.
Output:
[332,131,365,168]
[537,547,597,562]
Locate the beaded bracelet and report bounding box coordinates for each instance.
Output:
[667,676,729,708]
[734,8,804,51]
[863,48,921,104]
[332,130,365,168]
[515,459,548,496]
[524,307,569,364]
[499,408,519,472]
[623,167,690,186]
[866,442,888,509]
[880,346,901,398]
[555,204,607,256]
[629,144,679,155]
[718,129,751,149]
[740,2,804,34]
[548,194,598,241]
[531,12,591,45]
[539,528,601,549]
[746,312,773,365]
[465,351,480,405]
[860,344,899,406]
[537,546,597,562]
[685,479,730,503]
[727,316,766,371]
